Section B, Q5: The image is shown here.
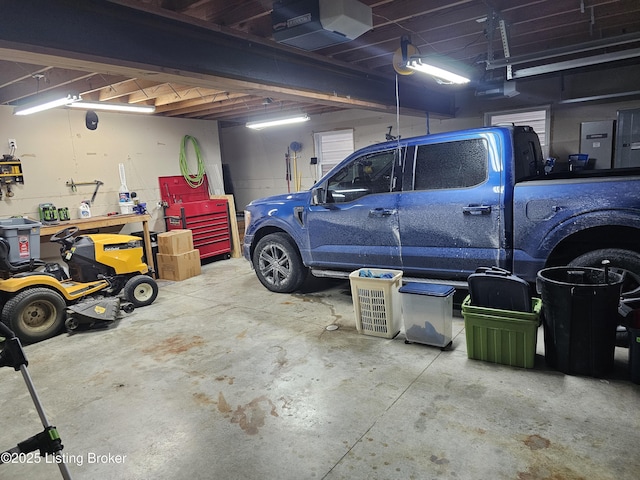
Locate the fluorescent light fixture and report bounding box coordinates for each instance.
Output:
[68,101,156,113]
[14,93,81,116]
[406,57,471,85]
[246,114,309,130]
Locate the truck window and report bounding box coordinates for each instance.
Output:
[413,139,488,190]
[326,150,396,203]
[513,127,544,181]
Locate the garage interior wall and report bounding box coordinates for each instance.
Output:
[220,109,480,212]
[3,90,640,244]
[0,104,223,220]
[221,95,640,212]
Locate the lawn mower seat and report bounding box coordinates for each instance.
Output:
[0,237,47,277]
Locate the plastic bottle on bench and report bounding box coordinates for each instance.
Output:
[78,202,91,218]
[119,163,134,214]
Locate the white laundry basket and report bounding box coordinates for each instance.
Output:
[349,269,403,338]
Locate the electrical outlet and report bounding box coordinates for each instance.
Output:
[8,139,16,150]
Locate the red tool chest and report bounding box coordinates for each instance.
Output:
[159,175,231,260]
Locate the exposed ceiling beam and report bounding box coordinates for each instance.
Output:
[557,89,640,104]
[0,0,455,117]
[511,47,640,78]
[0,68,96,104]
[95,79,161,102]
[0,64,52,89]
[486,32,640,69]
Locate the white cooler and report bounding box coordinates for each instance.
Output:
[399,282,455,349]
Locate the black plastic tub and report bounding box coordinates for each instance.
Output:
[536,266,623,377]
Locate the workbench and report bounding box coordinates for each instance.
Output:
[39,214,155,274]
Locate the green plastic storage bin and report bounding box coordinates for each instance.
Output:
[462,295,542,369]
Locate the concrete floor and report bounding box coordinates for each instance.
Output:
[1,257,638,480]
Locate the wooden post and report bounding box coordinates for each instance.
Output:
[210,194,242,258]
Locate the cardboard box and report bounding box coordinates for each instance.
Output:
[158,229,194,255]
[156,250,201,281]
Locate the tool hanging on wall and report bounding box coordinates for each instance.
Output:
[65,179,104,205]
[285,148,291,193]
[179,135,206,188]
[385,126,399,141]
[290,142,303,192]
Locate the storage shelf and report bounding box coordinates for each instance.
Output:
[0,156,23,183]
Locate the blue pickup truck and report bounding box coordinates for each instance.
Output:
[243,125,640,296]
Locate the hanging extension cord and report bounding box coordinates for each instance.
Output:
[179,135,206,188]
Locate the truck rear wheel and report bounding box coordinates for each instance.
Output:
[253,233,308,293]
[1,288,66,343]
[568,248,640,300]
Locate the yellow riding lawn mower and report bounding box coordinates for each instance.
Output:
[0,226,158,343]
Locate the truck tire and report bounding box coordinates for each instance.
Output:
[123,275,159,307]
[253,233,308,293]
[1,288,66,343]
[568,248,640,299]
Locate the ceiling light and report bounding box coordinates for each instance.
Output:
[69,101,156,113]
[246,114,310,130]
[406,57,471,85]
[14,93,81,116]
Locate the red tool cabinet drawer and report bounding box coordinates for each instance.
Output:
[165,199,231,260]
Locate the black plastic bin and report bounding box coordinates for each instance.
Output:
[536,266,623,377]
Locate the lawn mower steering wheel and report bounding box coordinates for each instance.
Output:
[50,226,79,244]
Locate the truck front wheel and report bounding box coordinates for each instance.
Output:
[568,248,640,300]
[253,233,308,293]
[123,275,159,307]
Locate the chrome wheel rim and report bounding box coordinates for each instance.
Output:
[258,244,291,287]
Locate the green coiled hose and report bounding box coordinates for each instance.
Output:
[179,135,206,188]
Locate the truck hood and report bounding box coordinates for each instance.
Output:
[248,191,310,207]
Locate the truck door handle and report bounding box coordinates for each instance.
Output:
[463,205,492,215]
[369,208,396,217]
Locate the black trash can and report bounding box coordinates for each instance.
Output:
[536,266,623,377]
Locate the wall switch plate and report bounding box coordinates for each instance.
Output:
[8,138,16,150]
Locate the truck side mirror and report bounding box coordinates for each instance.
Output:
[311,187,325,205]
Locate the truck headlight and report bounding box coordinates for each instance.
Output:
[243,211,251,235]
